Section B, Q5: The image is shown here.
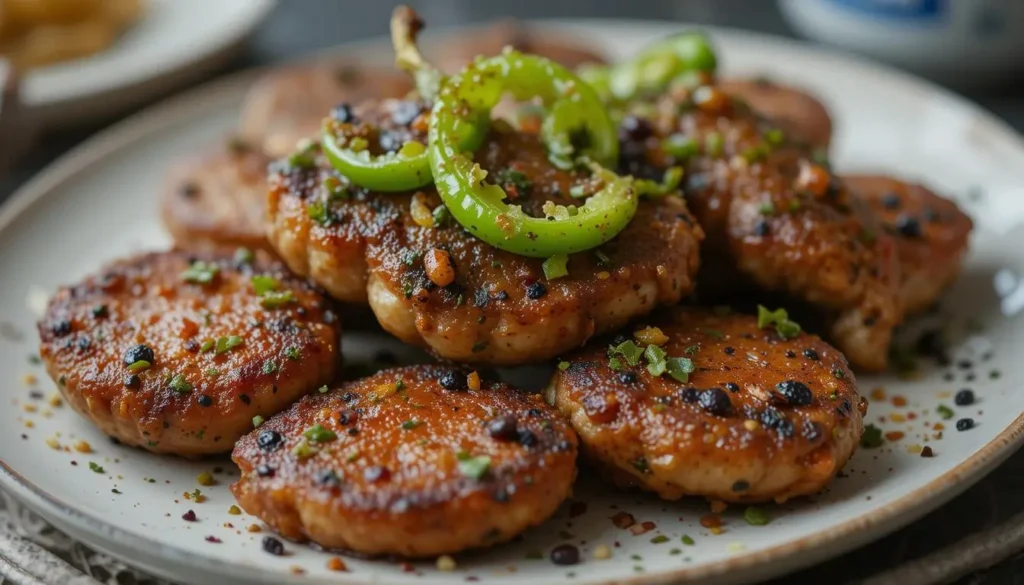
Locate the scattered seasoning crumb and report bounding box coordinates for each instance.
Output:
[88,462,104,474]
[196,472,216,486]
[891,396,907,407]
[289,566,305,575]
[72,440,91,454]
[45,437,61,450]
[870,387,886,401]
[326,557,348,572]
[682,535,695,545]
[593,544,612,560]
[884,431,905,441]
[182,510,197,522]
[22,403,36,413]
[436,555,457,571]
[24,421,34,429]
[611,511,636,529]
[247,524,262,533]
[47,393,63,407]
[921,446,935,458]
[21,373,37,386]
[650,535,669,544]
[228,505,241,515]
[111,488,121,495]
[860,424,884,448]
[262,536,286,556]
[907,444,923,455]
[710,500,727,514]
[629,521,656,536]
[936,404,955,420]
[205,536,222,543]
[699,514,722,529]
[890,413,907,423]
[744,507,769,526]
[727,542,746,553]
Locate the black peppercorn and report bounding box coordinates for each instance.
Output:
[262,536,285,556]
[619,115,653,141]
[724,346,735,355]
[753,219,770,237]
[51,319,72,337]
[526,282,547,299]
[256,464,275,477]
[316,469,341,487]
[331,103,354,123]
[894,214,923,238]
[956,418,975,431]
[618,371,638,384]
[123,374,141,390]
[680,387,699,403]
[550,544,580,566]
[122,344,154,366]
[803,348,819,360]
[256,429,283,452]
[698,388,732,415]
[725,382,740,393]
[487,415,519,441]
[439,370,468,391]
[954,389,975,406]
[197,395,213,407]
[880,192,901,209]
[731,480,750,492]
[776,380,814,406]
[517,428,538,447]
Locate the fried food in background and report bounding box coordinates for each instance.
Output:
[0,0,143,69]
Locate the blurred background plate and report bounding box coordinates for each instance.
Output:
[20,0,275,128]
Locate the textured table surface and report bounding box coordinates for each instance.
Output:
[3,1,1024,584]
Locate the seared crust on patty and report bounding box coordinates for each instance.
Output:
[547,307,865,503]
[231,365,577,557]
[844,174,972,315]
[719,78,833,151]
[267,101,703,365]
[160,140,273,253]
[38,249,341,456]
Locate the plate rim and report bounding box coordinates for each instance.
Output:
[2,17,1024,585]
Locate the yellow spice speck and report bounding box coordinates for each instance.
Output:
[48,393,62,407]
[710,526,724,535]
[24,420,34,428]
[228,505,241,515]
[596,271,611,280]
[21,374,37,386]
[436,555,457,572]
[45,437,60,450]
[247,524,262,533]
[73,440,92,454]
[743,420,759,431]
[22,404,37,413]
[907,444,923,454]
[593,544,612,560]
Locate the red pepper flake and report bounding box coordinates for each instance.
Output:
[921,446,935,458]
[907,412,918,420]
[629,521,656,536]
[884,431,905,441]
[400,562,416,573]
[326,557,348,572]
[569,501,588,518]
[610,511,636,529]
[182,510,197,522]
[700,514,722,529]
[869,387,886,401]
[204,536,221,543]
[289,566,305,575]
[892,396,908,407]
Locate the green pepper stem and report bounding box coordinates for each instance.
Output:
[390,5,443,100]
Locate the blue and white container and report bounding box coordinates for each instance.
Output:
[779,0,1024,86]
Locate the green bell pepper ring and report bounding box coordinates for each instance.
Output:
[428,50,638,257]
[321,123,434,192]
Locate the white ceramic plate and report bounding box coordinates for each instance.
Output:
[20,0,275,127]
[2,19,1024,585]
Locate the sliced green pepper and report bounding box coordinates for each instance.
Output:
[319,7,483,192]
[580,32,717,103]
[428,51,637,258]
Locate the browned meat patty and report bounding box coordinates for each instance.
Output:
[37,249,340,456]
[238,61,413,158]
[719,78,833,151]
[547,307,865,503]
[620,84,902,370]
[160,139,273,253]
[844,174,972,315]
[267,99,703,365]
[231,365,577,557]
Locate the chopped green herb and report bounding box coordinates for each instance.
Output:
[662,134,699,160]
[665,357,695,383]
[252,415,265,428]
[291,439,319,459]
[557,360,571,371]
[542,254,569,280]
[610,340,644,367]
[744,506,770,526]
[684,344,700,355]
[456,452,491,480]
[860,424,884,448]
[91,305,108,318]
[234,247,254,265]
[304,424,337,443]
[251,275,280,295]
[788,199,802,212]
[127,360,151,373]
[284,346,301,361]
[645,344,667,376]
[608,356,624,371]
[936,404,955,420]
[494,168,532,197]
[742,144,770,164]
[200,339,215,353]
[669,548,682,555]
[111,488,121,494]
[204,368,220,377]
[180,261,220,284]
[401,420,422,430]
[260,291,294,309]
[631,457,650,474]
[764,128,785,145]
[635,166,684,197]
[214,335,243,354]
[650,535,669,544]
[758,201,776,215]
[168,374,192,395]
[307,201,329,225]
[756,305,801,339]
[27,354,41,365]
[88,462,104,474]
[832,367,846,379]
[395,379,405,391]
[705,132,724,157]
[318,385,329,394]
[681,535,695,545]
[262,360,278,375]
